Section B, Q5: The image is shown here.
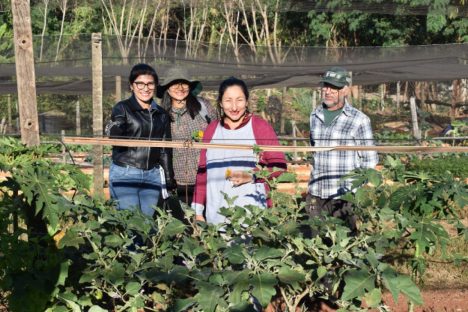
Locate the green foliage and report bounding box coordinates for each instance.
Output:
[0,137,90,312]
[0,139,466,311]
[374,130,412,144]
[0,21,13,62]
[407,154,468,177]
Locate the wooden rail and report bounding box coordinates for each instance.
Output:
[62,137,468,153]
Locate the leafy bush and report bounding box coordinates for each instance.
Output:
[0,138,466,311]
[407,154,468,178]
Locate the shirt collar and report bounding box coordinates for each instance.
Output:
[221,112,252,130]
[171,106,187,115]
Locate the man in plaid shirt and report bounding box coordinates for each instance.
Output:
[307,67,378,231]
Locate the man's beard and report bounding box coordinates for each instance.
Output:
[321,95,345,109]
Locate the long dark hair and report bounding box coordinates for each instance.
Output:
[161,91,202,121]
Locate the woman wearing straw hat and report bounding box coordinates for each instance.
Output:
[191,77,287,225]
[157,67,218,216]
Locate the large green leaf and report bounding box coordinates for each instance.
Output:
[253,246,283,261]
[181,237,204,258]
[194,283,225,312]
[125,281,141,296]
[341,270,375,301]
[162,219,186,237]
[224,270,251,285]
[277,267,305,289]
[171,298,195,312]
[224,244,246,264]
[250,273,277,307]
[275,172,297,183]
[88,306,107,312]
[397,275,423,306]
[57,230,85,249]
[363,288,382,308]
[409,221,441,256]
[229,278,250,306]
[382,269,422,305]
[103,263,126,286]
[104,234,124,248]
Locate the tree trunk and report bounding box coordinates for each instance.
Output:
[39,0,49,61]
[312,89,317,111]
[55,0,68,62]
[421,81,427,111]
[279,87,286,134]
[410,96,421,142]
[380,84,385,111]
[404,81,409,102]
[396,81,400,113]
[451,79,460,120]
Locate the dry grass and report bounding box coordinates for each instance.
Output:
[391,218,468,290]
[422,234,468,289]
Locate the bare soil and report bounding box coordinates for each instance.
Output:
[382,288,468,312]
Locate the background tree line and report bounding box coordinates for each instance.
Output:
[1,0,467,52]
[0,0,466,137]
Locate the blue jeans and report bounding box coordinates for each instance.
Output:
[109,162,161,217]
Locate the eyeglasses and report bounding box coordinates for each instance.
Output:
[169,83,189,91]
[134,81,156,90]
[321,85,342,92]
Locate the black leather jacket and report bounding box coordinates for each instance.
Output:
[106,95,176,189]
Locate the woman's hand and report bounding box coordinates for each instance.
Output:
[195,215,206,222]
[228,170,254,187]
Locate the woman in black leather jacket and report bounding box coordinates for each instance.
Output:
[106,63,176,217]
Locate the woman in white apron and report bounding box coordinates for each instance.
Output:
[191,77,287,225]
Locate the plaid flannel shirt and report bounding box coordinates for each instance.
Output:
[308,101,378,199]
[170,99,217,185]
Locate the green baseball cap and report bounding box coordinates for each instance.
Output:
[156,67,202,98]
[320,67,351,88]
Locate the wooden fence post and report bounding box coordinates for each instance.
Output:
[11,0,40,146]
[92,33,104,198]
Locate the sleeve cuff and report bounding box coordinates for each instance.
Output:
[191,203,205,216]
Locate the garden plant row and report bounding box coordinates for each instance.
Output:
[0,137,466,311]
